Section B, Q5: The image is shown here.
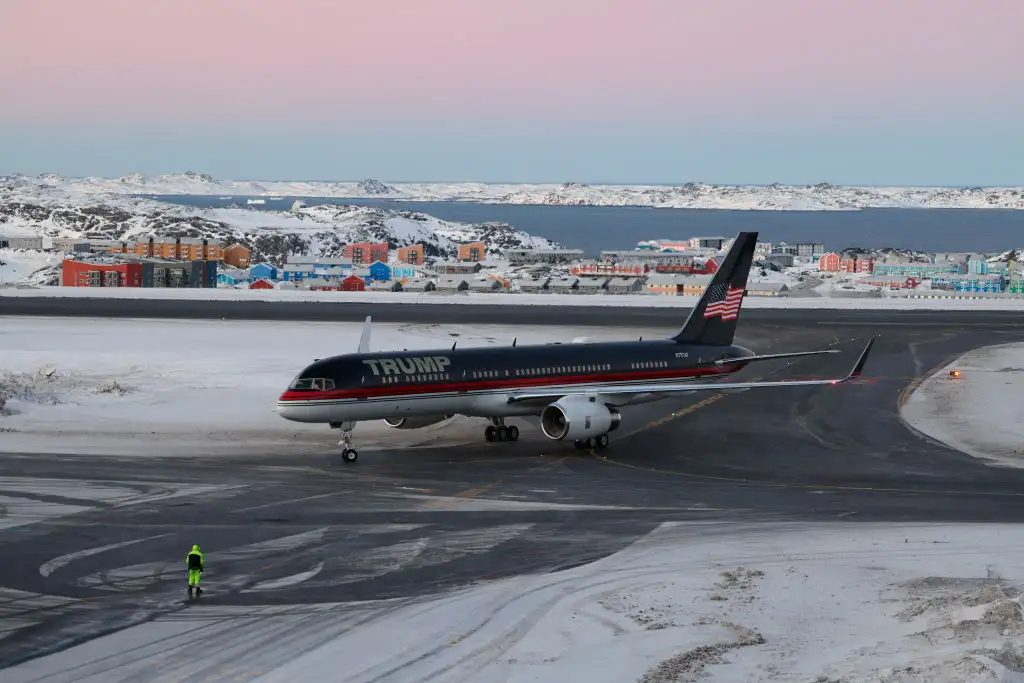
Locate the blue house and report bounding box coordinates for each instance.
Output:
[390,264,419,280]
[281,264,315,281]
[217,269,248,287]
[249,263,278,282]
[932,274,1004,293]
[368,261,392,282]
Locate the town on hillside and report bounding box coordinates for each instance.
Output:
[1,234,1021,297]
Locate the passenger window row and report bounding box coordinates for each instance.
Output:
[381,373,449,384]
[514,364,612,377]
[630,361,668,369]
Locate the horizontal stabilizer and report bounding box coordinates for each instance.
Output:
[714,349,841,365]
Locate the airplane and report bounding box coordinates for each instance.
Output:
[276,231,874,463]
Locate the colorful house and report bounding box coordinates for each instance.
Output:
[818,252,841,272]
[368,261,391,282]
[222,243,251,269]
[217,269,248,287]
[281,264,314,281]
[397,244,424,265]
[341,274,366,291]
[389,264,419,281]
[249,278,274,290]
[931,274,1004,293]
[248,263,278,281]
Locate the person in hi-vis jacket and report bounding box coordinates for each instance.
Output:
[186,544,204,597]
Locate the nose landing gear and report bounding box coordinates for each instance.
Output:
[331,421,359,463]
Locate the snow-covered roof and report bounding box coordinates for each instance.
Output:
[748,282,789,292]
[646,273,691,285]
[468,279,501,290]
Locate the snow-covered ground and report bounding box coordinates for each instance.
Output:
[0,179,559,273]
[10,172,1024,210]
[6,520,1024,683]
[901,342,1024,469]
[0,317,665,456]
[0,249,61,284]
[4,284,1024,309]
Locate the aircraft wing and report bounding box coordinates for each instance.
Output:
[506,338,874,405]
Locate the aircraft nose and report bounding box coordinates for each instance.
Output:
[276,394,301,422]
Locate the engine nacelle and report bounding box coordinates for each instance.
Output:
[384,414,453,429]
[539,396,621,441]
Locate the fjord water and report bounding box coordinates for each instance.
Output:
[149,195,1023,256]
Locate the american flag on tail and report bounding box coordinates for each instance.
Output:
[702,283,745,320]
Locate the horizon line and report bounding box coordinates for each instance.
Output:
[5,172,1022,190]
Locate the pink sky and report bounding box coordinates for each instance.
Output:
[1,0,1021,127]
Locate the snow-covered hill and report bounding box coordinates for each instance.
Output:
[5,173,1024,210]
[0,180,559,271]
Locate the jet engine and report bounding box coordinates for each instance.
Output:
[384,415,453,429]
[539,396,621,441]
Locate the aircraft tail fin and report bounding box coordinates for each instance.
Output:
[669,231,758,346]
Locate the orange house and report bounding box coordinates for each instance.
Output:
[397,244,424,265]
[223,243,251,268]
[458,242,486,262]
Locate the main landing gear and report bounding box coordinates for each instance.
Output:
[331,421,359,463]
[484,417,519,443]
[573,434,610,450]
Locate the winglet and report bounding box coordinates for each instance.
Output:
[358,316,372,353]
[843,337,875,381]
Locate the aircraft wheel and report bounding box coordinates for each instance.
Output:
[341,449,358,463]
[485,426,497,442]
[596,434,610,448]
[497,426,509,441]
[507,425,519,441]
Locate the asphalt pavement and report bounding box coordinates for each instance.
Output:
[2,304,1024,669]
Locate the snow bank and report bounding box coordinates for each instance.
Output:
[7,521,1024,682]
[901,342,1024,469]
[0,249,61,284]
[0,317,656,456]
[4,284,1024,310]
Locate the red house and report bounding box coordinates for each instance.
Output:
[62,260,143,287]
[249,278,274,290]
[818,252,840,272]
[343,242,389,265]
[341,274,366,291]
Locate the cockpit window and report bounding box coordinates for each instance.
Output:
[288,377,335,391]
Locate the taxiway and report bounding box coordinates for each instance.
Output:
[2,305,1024,675]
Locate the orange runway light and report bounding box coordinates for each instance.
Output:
[949,370,961,378]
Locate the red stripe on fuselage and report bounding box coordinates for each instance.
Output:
[277,363,746,403]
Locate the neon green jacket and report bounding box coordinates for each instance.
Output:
[186,544,204,571]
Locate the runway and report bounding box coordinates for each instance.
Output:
[5,292,1024,326]
[3,307,1024,673]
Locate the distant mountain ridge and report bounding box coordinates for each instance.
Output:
[2,173,1022,210]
